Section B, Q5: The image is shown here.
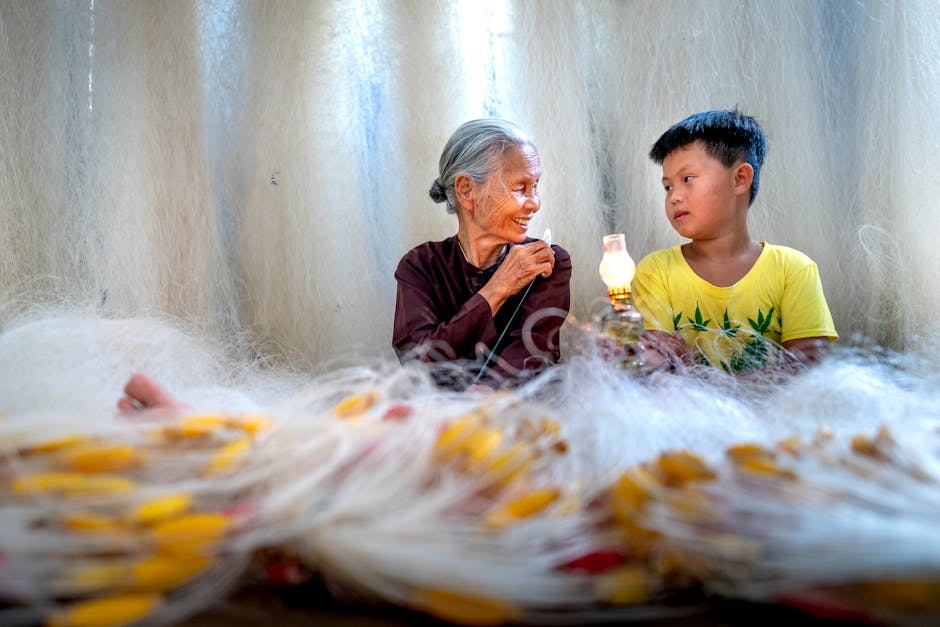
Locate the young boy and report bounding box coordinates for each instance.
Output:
[633,109,837,372]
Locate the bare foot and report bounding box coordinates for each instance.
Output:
[117,373,184,414]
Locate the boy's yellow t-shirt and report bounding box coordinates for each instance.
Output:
[632,242,838,371]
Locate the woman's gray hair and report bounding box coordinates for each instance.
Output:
[430,119,534,214]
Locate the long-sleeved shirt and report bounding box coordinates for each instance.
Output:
[393,235,572,386]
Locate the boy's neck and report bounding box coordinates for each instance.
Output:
[684,232,758,260]
[682,233,763,288]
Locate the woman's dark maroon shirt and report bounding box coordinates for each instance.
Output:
[393,235,572,381]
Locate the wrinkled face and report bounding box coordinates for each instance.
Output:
[470,144,542,244]
[661,141,741,240]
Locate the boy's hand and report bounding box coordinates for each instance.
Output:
[639,330,695,369]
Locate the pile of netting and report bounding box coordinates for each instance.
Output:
[2,311,940,626]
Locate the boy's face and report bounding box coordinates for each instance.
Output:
[660,141,748,241]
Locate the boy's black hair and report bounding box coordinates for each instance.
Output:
[649,109,766,205]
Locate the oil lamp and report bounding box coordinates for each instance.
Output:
[598,233,644,370]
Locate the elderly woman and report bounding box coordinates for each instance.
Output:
[393,119,572,386]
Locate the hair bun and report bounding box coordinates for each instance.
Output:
[428,178,447,203]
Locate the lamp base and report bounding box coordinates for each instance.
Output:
[600,295,645,371]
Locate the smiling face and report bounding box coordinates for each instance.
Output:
[467,143,542,247]
[660,140,750,241]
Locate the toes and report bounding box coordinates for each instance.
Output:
[122,373,174,410]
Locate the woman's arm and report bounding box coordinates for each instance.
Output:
[489,245,572,373]
[392,276,498,363]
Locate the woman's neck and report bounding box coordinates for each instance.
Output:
[456,231,506,269]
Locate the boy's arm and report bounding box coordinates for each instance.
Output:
[782,336,830,365]
[779,255,838,348]
[632,253,694,370]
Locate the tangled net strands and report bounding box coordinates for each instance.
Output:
[2,311,940,627]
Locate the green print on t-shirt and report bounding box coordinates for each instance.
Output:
[676,305,778,371]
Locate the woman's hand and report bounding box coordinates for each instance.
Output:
[479,241,555,315]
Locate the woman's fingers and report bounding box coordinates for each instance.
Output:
[487,242,555,298]
[513,242,554,278]
[532,242,555,276]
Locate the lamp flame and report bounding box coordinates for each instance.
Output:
[599,234,636,292]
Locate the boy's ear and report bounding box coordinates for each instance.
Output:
[734,162,754,197]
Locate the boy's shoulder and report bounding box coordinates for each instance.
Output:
[760,242,818,269]
[636,244,683,268]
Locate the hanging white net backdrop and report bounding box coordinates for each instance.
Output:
[3,1,940,626]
